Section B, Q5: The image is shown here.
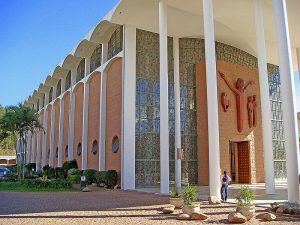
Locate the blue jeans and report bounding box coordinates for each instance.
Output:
[221,184,228,201]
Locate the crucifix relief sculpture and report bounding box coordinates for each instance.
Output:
[219,71,254,132]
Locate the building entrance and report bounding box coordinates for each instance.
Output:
[229,141,250,184]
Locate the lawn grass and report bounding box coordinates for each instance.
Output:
[0,182,79,192]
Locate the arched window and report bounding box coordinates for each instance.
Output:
[76,59,85,82]
[49,87,53,103]
[91,140,98,155]
[112,136,119,153]
[42,93,45,107]
[48,149,50,158]
[77,143,82,156]
[65,145,68,158]
[90,45,102,72]
[56,80,61,98]
[37,99,40,111]
[55,147,59,158]
[108,26,123,60]
[65,71,71,90]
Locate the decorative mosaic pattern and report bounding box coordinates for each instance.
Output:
[56,80,61,98]
[90,45,102,72]
[215,42,258,69]
[135,29,175,187]
[76,59,85,82]
[267,64,287,181]
[108,26,123,60]
[65,71,71,90]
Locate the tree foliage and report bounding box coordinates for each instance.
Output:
[0,104,43,179]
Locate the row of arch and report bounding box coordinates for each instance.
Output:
[24,22,123,111]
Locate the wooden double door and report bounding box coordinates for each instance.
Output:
[230,141,250,184]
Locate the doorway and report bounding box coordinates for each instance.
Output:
[229,141,250,184]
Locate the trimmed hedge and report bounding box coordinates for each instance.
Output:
[67,175,81,184]
[62,160,78,178]
[67,168,82,177]
[95,170,118,188]
[83,169,97,184]
[54,167,64,179]
[18,179,72,189]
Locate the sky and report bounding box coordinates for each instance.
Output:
[0,0,300,112]
[0,0,118,107]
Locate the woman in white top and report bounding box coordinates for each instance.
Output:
[220,170,231,202]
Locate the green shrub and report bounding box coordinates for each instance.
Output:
[170,187,181,199]
[4,171,17,182]
[105,170,118,188]
[42,165,55,179]
[54,167,65,179]
[95,171,106,184]
[67,168,82,176]
[25,163,36,172]
[18,179,72,189]
[62,160,78,178]
[182,184,198,205]
[235,185,255,207]
[83,169,97,184]
[8,165,17,173]
[67,175,81,184]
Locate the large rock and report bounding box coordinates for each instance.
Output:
[228,212,247,223]
[276,207,285,214]
[270,202,279,209]
[162,207,174,214]
[190,212,208,220]
[239,208,255,220]
[82,187,92,192]
[177,214,190,220]
[208,196,221,205]
[258,213,276,221]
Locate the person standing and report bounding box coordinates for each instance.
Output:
[220,170,231,202]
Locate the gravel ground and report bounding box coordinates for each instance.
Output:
[0,189,299,225]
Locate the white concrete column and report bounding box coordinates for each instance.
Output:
[297,48,300,81]
[273,0,300,203]
[49,86,57,167]
[26,132,31,164]
[81,80,90,170]
[203,0,221,198]
[173,37,182,188]
[36,117,42,171]
[31,131,35,163]
[122,25,136,190]
[254,0,276,195]
[58,98,64,167]
[159,0,170,195]
[41,92,49,167]
[68,69,76,160]
[99,71,107,171]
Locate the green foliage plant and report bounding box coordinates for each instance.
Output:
[182,184,198,205]
[67,168,81,176]
[235,185,255,207]
[67,175,81,184]
[105,170,118,188]
[83,169,97,184]
[54,167,64,179]
[95,171,106,184]
[62,160,78,177]
[170,187,181,199]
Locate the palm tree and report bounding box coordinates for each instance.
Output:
[0,104,43,179]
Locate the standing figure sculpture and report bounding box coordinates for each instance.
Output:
[219,71,254,132]
[247,96,254,128]
[252,95,257,127]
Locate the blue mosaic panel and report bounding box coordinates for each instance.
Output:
[268,64,287,181]
[108,26,123,60]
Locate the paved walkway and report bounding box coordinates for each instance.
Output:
[0,187,300,224]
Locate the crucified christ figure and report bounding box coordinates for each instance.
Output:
[219,71,254,132]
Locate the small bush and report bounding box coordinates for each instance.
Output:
[235,185,255,207]
[54,167,64,179]
[67,168,82,176]
[95,171,106,184]
[42,165,55,179]
[83,169,97,184]
[67,175,81,184]
[18,179,72,189]
[62,160,78,177]
[8,165,17,173]
[25,163,36,172]
[4,171,17,182]
[182,184,198,205]
[105,170,118,188]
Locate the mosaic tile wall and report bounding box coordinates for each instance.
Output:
[267,64,287,181]
[135,31,286,185]
[135,29,176,187]
[108,26,123,60]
